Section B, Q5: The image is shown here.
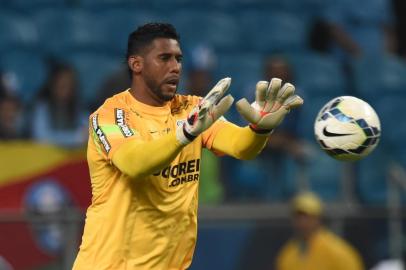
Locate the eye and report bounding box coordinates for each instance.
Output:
[176,56,183,63]
[160,55,170,61]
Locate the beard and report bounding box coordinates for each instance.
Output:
[144,74,176,102]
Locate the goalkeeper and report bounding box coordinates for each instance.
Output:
[73,22,303,270]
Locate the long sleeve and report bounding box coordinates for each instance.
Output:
[111,132,184,180]
[211,123,269,160]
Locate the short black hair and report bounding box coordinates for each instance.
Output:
[126,22,180,59]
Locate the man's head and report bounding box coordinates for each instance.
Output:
[290,192,323,240]
[127,23,182,104]
[264,55,293,83]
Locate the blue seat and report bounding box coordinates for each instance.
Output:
[4,0,66,9]
[79,0,144,9]
[65,11,109,51]
[306,145,342,201]
[240,11,309,53]
[0,50,47,103]
[223,158,269,200]
[215,52,262,100]
[373,96,406,150]
[32,8,70,56]
[191,222,254,270]
[33,9,108,55]
[66,51,123,106]
[351,55,406,98]
[290,53,347,96]
[171,10,241,52]
[0,12,39,52]
[223,153,297,201]
[97,8,164,53]
[357,146,390,205]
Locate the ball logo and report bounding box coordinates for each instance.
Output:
[322,126,355,137]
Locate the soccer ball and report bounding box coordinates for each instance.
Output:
[314,96,381,161]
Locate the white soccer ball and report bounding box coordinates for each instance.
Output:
[314,96,381,161]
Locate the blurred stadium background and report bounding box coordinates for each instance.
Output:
[0,0,405,269]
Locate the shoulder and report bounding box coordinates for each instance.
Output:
[90,91,130,119]
[318,230,360,257]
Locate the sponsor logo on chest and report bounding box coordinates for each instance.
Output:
[153,158,200,188]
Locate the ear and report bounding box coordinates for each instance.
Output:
[128,55,143,74]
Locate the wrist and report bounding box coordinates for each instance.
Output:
[249,124,273,135]
[176,124,197,145]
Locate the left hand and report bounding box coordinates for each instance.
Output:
[236,78,303,134]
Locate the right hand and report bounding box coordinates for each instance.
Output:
[176,77,234,145]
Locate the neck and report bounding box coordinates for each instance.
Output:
[129,79,166,107]
[300,226,320,242]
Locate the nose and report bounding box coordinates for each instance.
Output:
[170,58,181,74]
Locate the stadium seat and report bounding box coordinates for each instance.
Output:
[97,8,165,53]
[223,158,269,200]
[32,8,71,56]
[0,50,47,103]
[351,55,406,99]
[33,9,109,56]
[66,51,123,106]
[223,154,297,201]
[240,11,309,53]
[79,0,144,9]
[356,146,391,205]
[65,10,109,51]
[0,11,39,52]
[3,0,67,10]
[215,52,262,100]
[192,223,254,270]
[171,10,241,52]
[289,53,347,96]
[373,96,406,151]
[305,145,342,201]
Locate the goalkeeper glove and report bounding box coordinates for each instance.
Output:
[176,77,234,145]
[236,78,303,134]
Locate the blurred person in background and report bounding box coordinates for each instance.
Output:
[310,0,396,61]
[73,22,303,270]
[30,62,87,148]
[275,192,364,270]
[261,55,309,163]
[229,55,310,200]
[185,44,224,204]
[392,0,406,59]
[0,93,26,140]
[93,64,131,111]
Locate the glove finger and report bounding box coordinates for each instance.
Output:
[236,98,261,124]
[283,95,304,110]
[264,78,282,112]
[255,81,269,104]
[202,77,231,106]
[211,94,234,120]
[276,83,295,105]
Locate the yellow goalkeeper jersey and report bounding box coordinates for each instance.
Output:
[73,90,227,270]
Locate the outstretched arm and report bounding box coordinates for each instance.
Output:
[211,124,268,160]
[211,78,303,160]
